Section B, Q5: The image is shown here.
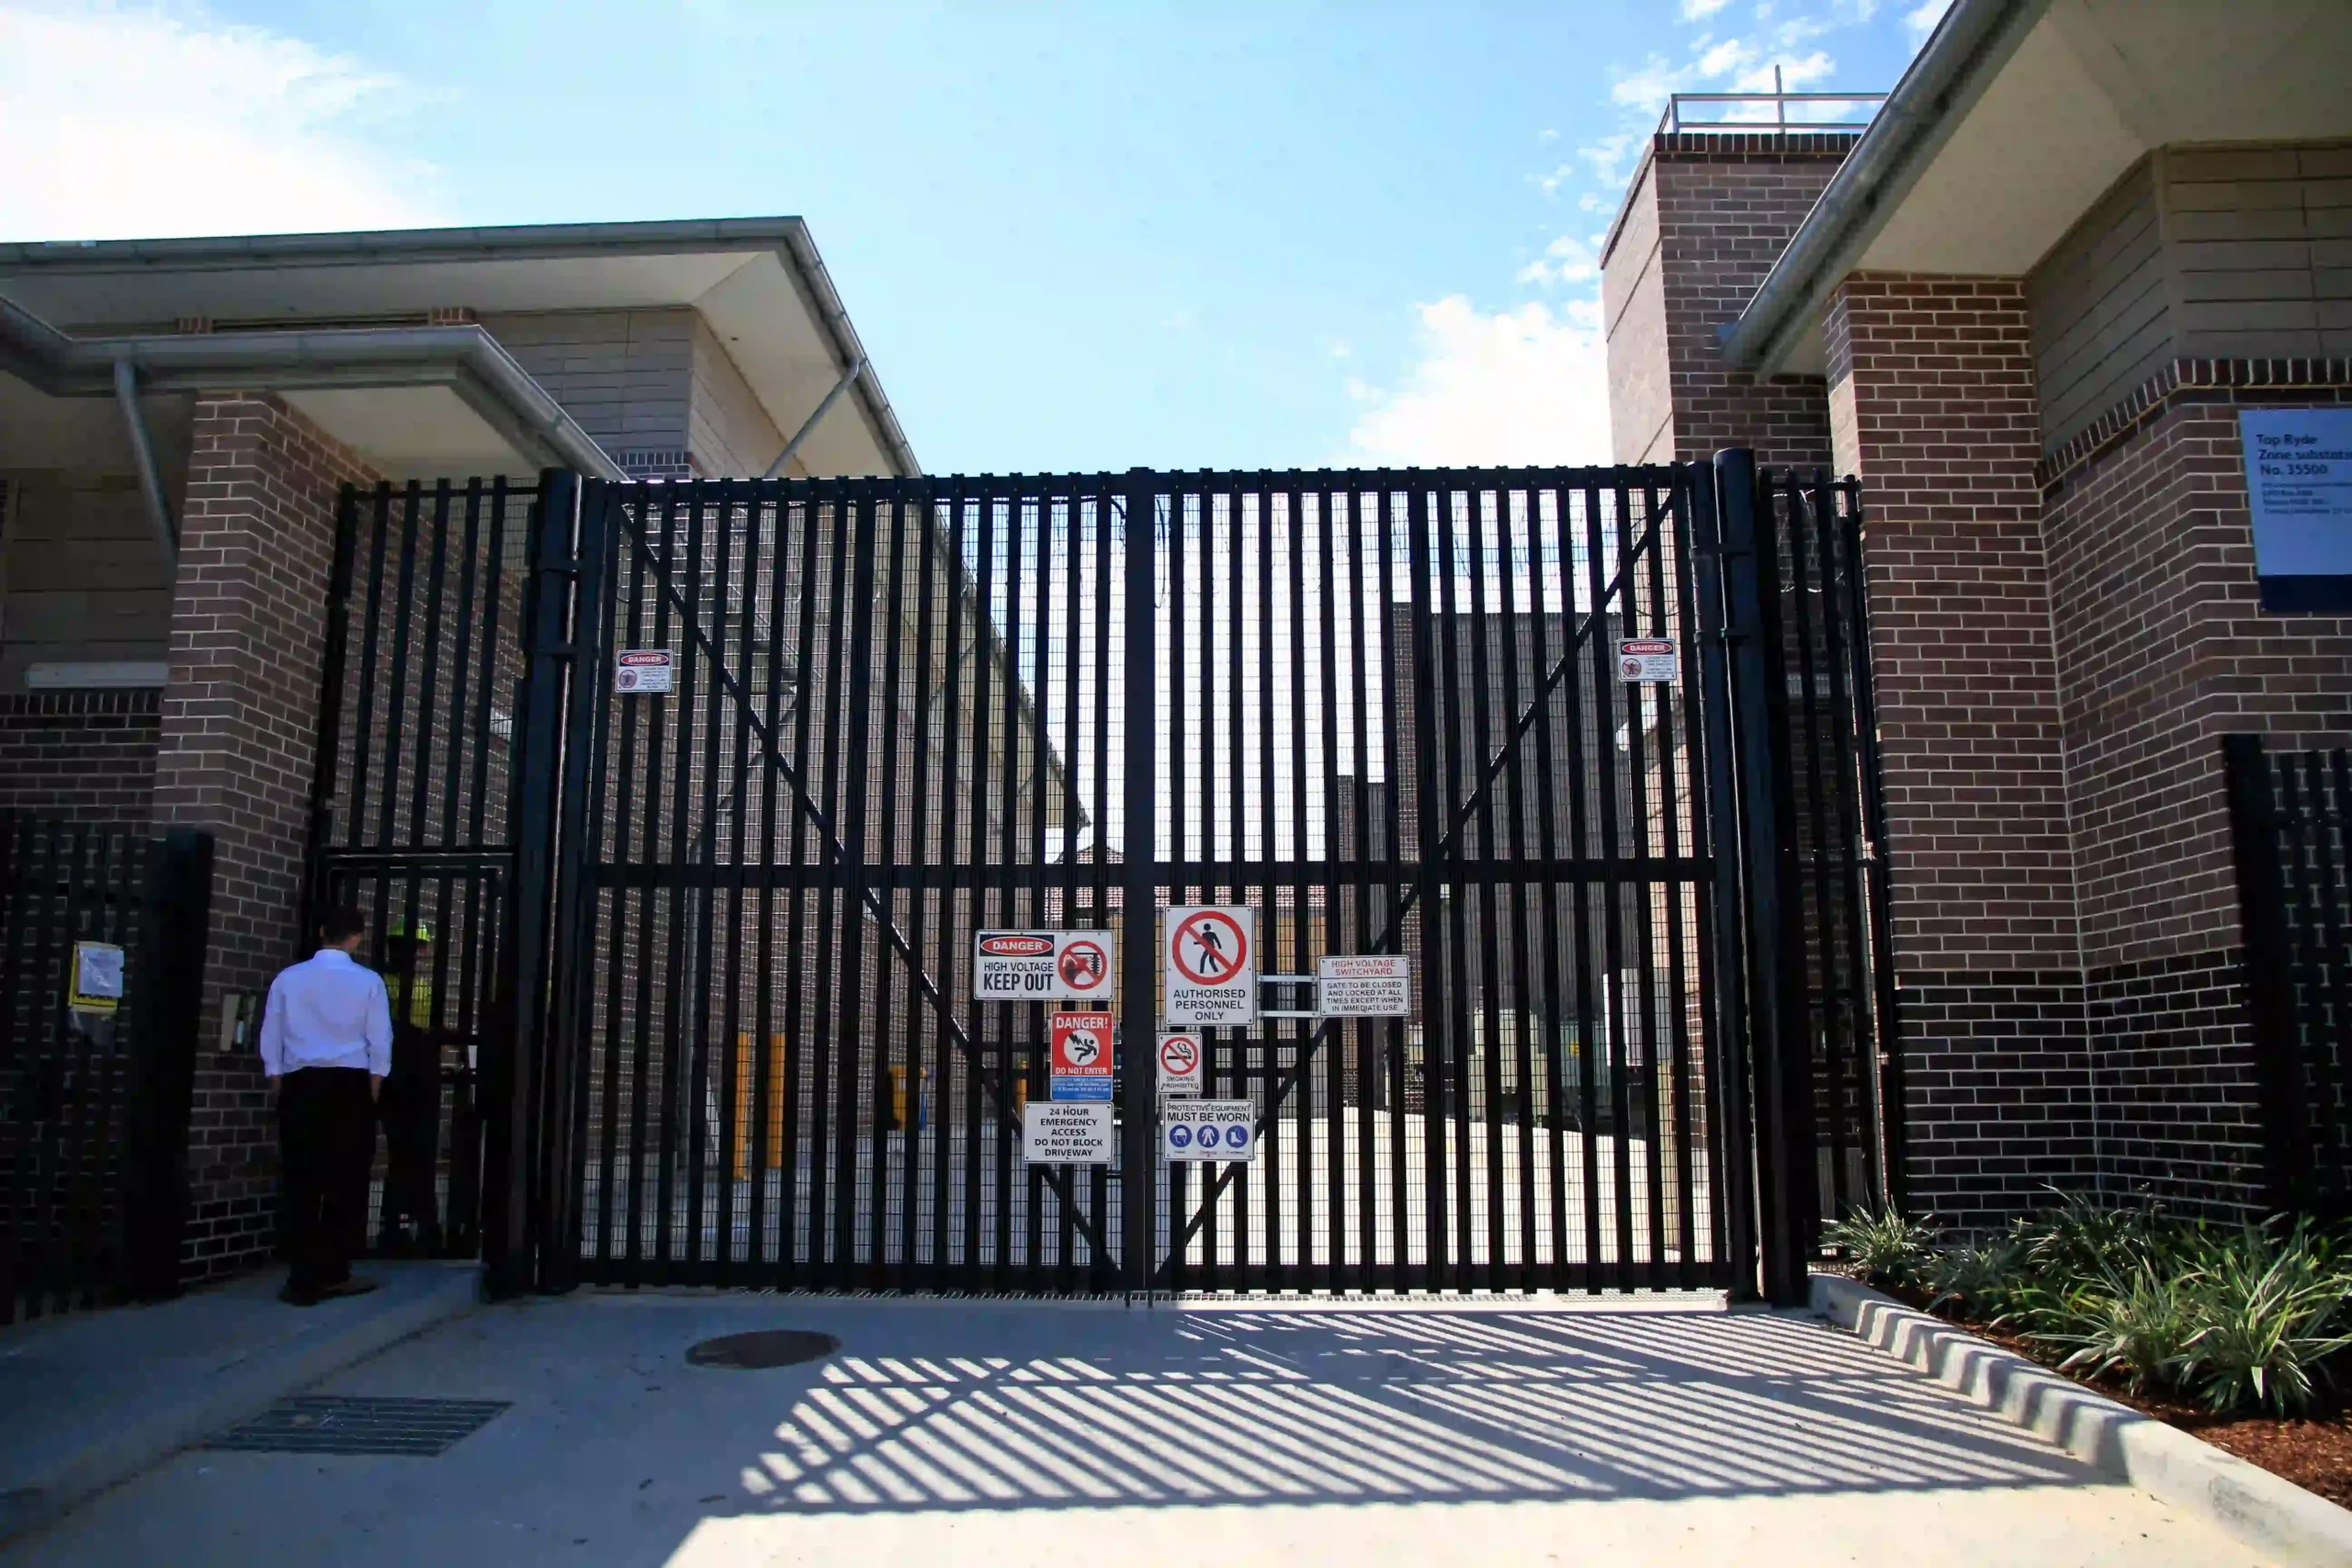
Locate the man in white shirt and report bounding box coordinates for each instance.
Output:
[259,904,391,1305]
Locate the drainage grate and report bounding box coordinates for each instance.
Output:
[686,1329,840,1369]
[205,1396,511,1456]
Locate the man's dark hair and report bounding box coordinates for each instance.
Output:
[315,905,367,947]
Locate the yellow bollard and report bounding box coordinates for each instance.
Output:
[731,1032,788,1179]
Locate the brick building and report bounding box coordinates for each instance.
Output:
[0,220,947,1278]
[1602,0,2349,1227]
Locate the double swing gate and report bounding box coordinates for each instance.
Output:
[311,454,1894,1303]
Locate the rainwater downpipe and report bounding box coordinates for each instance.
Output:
[112,357,178,570]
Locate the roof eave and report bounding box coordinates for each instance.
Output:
[1719,0,2051,376]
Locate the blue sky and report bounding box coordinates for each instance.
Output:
[2,1,1947,473]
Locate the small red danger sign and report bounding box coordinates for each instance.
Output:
[1050,1011,1115,1089]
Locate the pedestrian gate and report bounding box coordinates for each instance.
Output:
[310,458,1893,1304]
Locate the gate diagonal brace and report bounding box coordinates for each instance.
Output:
[1161,487,1680,1269]
[615,498,1112,1260]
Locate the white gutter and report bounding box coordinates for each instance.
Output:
[0,296,623,479]
[1719,0,2050,375]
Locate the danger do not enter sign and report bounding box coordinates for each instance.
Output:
[1049,1010,1114,1102]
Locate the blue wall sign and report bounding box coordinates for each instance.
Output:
[2242,408,2352,613]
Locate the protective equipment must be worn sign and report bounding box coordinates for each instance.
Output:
[1161,1100,1256,1163]
[1317,954,1411,1018]
[1023,1102,1114,1165]
[614,649,674,694]
[1157,1031,1203,1099]
[973,930,1115,1001]
[1617,638,1679,683]
[1163,906,1256,1027]
[1049,1010,1114,1102]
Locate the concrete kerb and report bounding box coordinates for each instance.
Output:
[1812,1271,2352,1568]
[0,1262,479,1551]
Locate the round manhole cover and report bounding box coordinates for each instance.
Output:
[685,1329,840,1370]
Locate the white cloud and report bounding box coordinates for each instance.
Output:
[0,2,439,242]
[1905,0,1953,39]
[1341,296,1611,468]
[1679,0,1735,17]
[1516,234,1598,288]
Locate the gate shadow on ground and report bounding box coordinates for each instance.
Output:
[691,1303,2097,1516]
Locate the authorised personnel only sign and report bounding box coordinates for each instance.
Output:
[1163,906,1255,1027]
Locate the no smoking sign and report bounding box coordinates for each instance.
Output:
[1163,906,1256,1027]
[1157,1031,1203,1100]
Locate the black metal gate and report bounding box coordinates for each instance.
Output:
[313,455,1893,1303]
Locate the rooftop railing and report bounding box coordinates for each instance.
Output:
[1658,90,1887,136]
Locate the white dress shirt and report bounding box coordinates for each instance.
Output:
[260,947,393,1077]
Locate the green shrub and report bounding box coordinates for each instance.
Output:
[1822,1204,1939,1291]
[2176,1218,2352,1417]
[1926,1228,2034,1321]
[2018,1188,2185,1280]
[2025,1259,2199,1395]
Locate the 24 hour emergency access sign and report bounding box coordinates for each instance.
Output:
[973,931,1114,1001]
[1163,906,1255,1027]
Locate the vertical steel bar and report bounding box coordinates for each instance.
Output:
[834,484,880,1276]
[596,491,649,1271]
[1120,471,1160,1297]
[1406,481,1448,1288]
[873,481,910,1277]
[1527,480,1571,1287]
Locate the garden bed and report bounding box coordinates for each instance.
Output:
[1875,1276,2352,1506]
[1832,1195,2352,1510]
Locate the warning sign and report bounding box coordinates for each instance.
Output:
[1164,906,1256,1027]
[67,941,125,1016]
[1618,638,1679,683]
[1023,1101,1114,1164]
[615,649,674,694]
[1317,954,1411,1018]
[973,930,1115,1002]
[1049,1010,1114,1101]
[1161,1100,1256,1163]
[1157,1031,1203,1099]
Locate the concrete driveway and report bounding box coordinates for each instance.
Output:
[3,1292,2263,1567]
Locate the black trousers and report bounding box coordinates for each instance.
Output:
[279,1066,376,1292]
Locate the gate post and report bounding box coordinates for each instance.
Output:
[1713,449,1818,1306]
[1690,461,1758,1300]
[1120,469,1159,1296]
[122,828,214,1300]
[486,469,582,1298]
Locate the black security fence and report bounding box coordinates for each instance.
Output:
[1758,469,1899,1229]
[308,479,537,1258]
[2226,736,2352,1214]
[315,451,1894,1304]
[0,818,212,1324]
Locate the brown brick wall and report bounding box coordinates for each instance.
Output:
[2042,368,2352,968]
[2041,362,2352,1212]
[1826,273,2096,1225]
[154,393,381,1279]
[1827,275,2075,974]
[0,690,161,824]
[1602,133,1856,468]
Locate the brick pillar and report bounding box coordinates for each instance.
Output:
[154,393,379,1279]
[1825,274,2095,1229]
[1602,131,1856,467]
